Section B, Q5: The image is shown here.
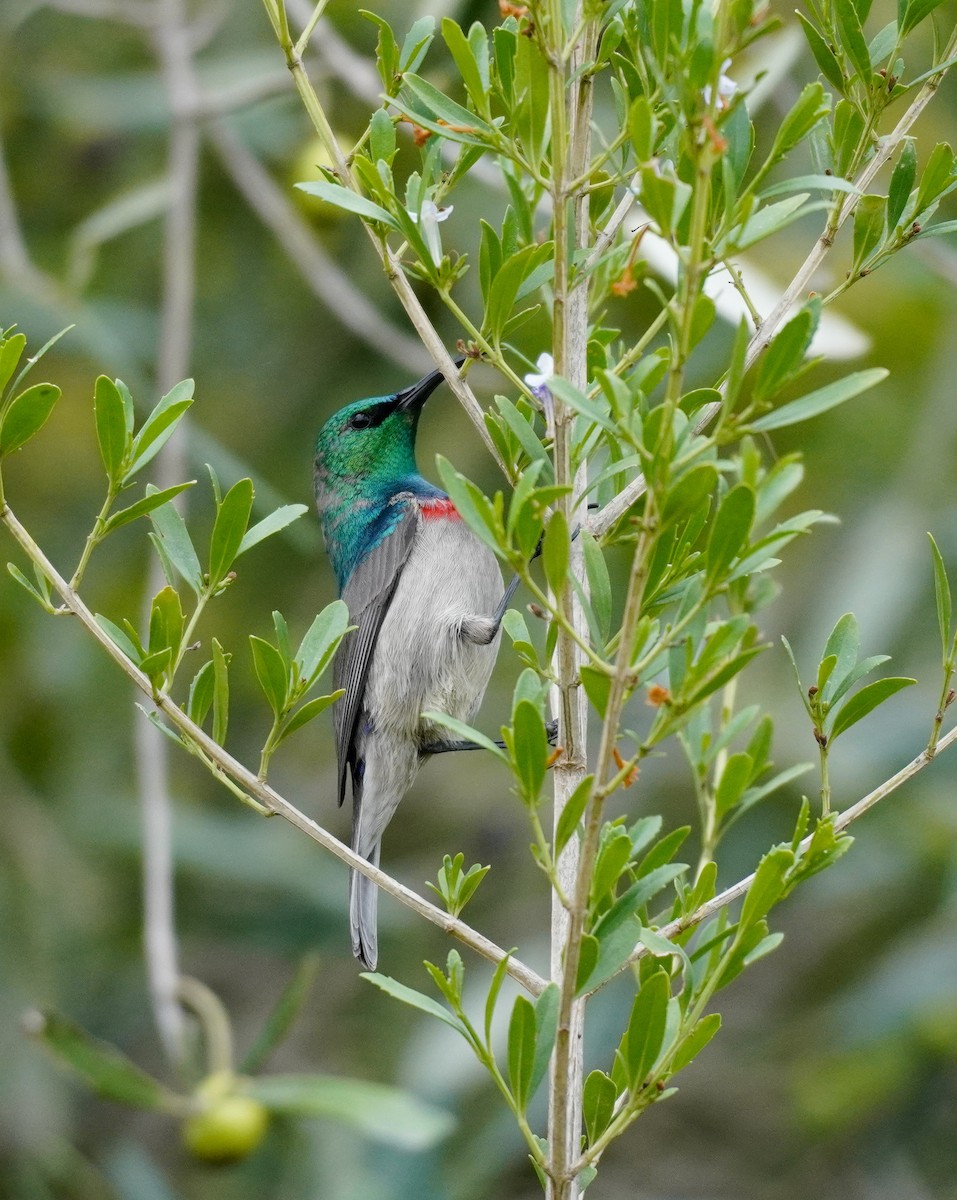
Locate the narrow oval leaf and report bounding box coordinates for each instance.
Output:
[555,775,594,856]
[295,180,399,228]
[542,508,570,599]
[530,983,560,1099]
[237,504,308,557]
[626,970,670,1086]
[25,1008,178,1112]
[511,699,548,806]
[707,485,755,583]
[670,1013,722,1073]
[750,369,888,432]
[829,676,916,739]
[583,1070,617,1145]
[296,600,351,686]
[928,533,952,663]
[94,376,129,483]
[0,383,60,456]
[740,845,793,928]
[250,635,289,717]
[278,691,344,742]
[103,482,194,534]
[209,477,255,586]
[246,1073,453,1150]
[507,994,537,1111]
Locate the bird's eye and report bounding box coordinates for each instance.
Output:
[349,413,372,430]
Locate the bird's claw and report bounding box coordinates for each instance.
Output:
[545,718,559,745]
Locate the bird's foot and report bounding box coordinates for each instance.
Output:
[545,718,559,745]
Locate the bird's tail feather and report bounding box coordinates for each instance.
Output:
[350,842,380,969]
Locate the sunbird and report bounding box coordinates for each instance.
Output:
[314,363,520,969]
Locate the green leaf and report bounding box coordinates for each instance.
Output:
[511,699,548,806]
[25,1008,178,1111]
[93,376,129,483]
[102,482,194,534]
[507,994,536,1111]
[209,477,254,587]
[0,383,60,456]
[369,108,396,164]
[580,531,611,644]
[125,380,193,478]
[625,970,670,1086]
[296,600,350,686]
[750,369,888,432]
[580,665,613,718]
[929,533,952,664]
[399,15,435,73]
[187,659,215,727]
[237,504,308,558]
[250,635,289,717]
[753,305,818,403]
[797,13,847,93]
[729,195,810,252]
[829,676,916,739]
[246,1073,453,1150]
[888,139,917,230]
[211,638,229,744]
[240,954,320,1075]
[278,691,344,742]
[593,864,687,941]
[362,972,469,1036]
[295,181,399,228]
[852,194,886,268]
[740,845,793,928]
[0,332,27,396]
[915,142,957,214]
[148,585,184,668]
[901,0,949,35]
[821,611,859,701]
[834,0,872,82]
[545,375,618,434]
[530,983,559,1100]
[555,775,593,856]
[6,562,53,611]
[765,82,831,167]
[715,752,754,819]
[583,1071,617,1145]
[402,73,496,143]
[542,509,570,598]
[148,495,203,595]
[670,1013,722,1072]
[435,457,503,556]
[421,711,508,762]
[628,95,656,160]
[706,485,755,584]
[441,18,487,114]
[485,951,512,1048]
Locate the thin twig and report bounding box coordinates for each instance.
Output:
[0,501,548,998]
[587,40,957,540]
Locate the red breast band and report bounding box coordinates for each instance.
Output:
[420,497,460,520]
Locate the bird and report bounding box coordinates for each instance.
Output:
[313,362,520,969]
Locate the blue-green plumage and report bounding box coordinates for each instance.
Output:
[314,365,506,968]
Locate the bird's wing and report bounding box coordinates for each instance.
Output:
[333,503,420,807]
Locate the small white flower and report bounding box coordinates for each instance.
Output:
[408,200,453,265]
[703,60,737,107]
[524,352,554,399]
[524,352,555,438]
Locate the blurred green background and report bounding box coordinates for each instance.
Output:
[2,0,957,1196]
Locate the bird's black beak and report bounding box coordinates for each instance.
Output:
[394,357,466,412]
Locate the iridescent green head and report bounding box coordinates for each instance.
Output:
[313,365,454,584]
